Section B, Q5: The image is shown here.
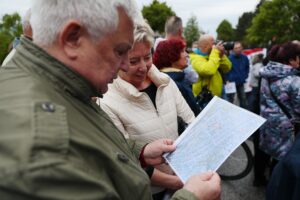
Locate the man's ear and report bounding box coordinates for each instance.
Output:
[59,20,84,59]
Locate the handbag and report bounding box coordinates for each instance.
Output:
[195,78,214,112]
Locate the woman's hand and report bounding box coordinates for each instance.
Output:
[143,139,175,166]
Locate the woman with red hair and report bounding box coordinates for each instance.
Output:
[153,39,200,115]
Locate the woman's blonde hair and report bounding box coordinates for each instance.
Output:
[133,20,154,47]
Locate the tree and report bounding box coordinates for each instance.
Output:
[184,15,200,48]
[142,0,175,34]
[234,0,265,47]
[216,20,234,41]
[0,13,22,63]
[246,0,300,46]
[235,12,254,43]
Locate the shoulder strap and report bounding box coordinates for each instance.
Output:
[268,79,292,119]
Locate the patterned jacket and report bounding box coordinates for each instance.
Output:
[260,61,300,159]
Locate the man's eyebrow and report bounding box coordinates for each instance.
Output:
[116,43,132,50]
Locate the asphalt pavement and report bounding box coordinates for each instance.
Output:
[219,140,266,200]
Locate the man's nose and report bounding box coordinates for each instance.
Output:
[120,54,129,72]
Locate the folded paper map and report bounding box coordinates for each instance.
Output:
[164,96,266,183]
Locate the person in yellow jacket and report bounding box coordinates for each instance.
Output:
[190,34,232,97]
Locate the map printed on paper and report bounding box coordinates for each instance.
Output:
[164,96,266,183]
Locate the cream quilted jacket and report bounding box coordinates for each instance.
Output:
[100,65,195,143]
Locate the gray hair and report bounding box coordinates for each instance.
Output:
[252,53,264,65]
[133,20,154,47]
[30,0,143,47]
[165,16,182,36]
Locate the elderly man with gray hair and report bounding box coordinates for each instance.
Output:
[0,1,220,199]
[190,34,232,98]
[154,16,183,51]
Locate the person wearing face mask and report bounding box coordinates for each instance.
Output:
[100,20,207,200]
[260,41,300,173]
[189,34,232,97]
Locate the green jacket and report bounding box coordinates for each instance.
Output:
[0,37,196,200]
[190,48,232,97]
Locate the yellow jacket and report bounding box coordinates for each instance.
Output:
[190,48,232,96]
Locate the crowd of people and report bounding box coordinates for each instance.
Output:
[0,0,300,200]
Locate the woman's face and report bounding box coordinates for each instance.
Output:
[119,41,152,88]
[173,48,188,69]
[289,56,300,68]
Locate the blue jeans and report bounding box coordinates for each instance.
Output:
[227,83,248,109]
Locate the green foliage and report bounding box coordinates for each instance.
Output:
[142,0,175,34]
[216,20,234,41]
[0,12,22,64]
[235,12,254,43]
[254,0,266,14]
[246,0,300,46]
[0,33,12,64]
[184,15,200,48]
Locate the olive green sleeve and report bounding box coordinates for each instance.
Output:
[0,102,121,199]
[0,160,122,200]
[127,139,147,160]
[171,188,198,200]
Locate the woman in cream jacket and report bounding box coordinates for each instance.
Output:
[100,21,195,200]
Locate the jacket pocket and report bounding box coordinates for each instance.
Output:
[30,102,69,161]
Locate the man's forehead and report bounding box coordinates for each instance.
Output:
[234,44,242,48]
[104,9,134,48]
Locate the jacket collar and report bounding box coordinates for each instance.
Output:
[18,37,100,102]
[161,70,185,82]
[160,67,183,73]
[194,48,209,56]
[110,65,170,98]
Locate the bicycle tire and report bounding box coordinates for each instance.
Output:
[219,142,253,181]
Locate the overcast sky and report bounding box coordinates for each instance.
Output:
[0,0,260,37]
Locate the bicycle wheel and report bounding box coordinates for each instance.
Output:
[217,142,253,181]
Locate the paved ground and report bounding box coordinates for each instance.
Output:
[219,140,266,200]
